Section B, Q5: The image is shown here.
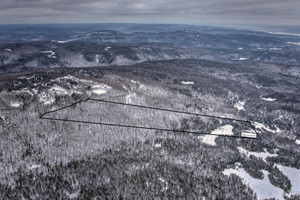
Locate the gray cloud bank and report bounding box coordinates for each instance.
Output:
[0,0,299,25]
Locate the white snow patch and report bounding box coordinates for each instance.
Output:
[181,81,194,85]
[66,190,80,199]
[32,88,39,94]
[91,84,110,95]
[53,39,78,43]
[223,168,285,200]
[125,92,136,103]
[277,165,300,195]
[57,40,68,43]
[30,164,41,170]
[39,92,55,105]
[155,143,161,148]
[269,47,281,51]
[4,48,12,51]
[200,135,217,146]
[287,42,300,46]
[158,177,169,191]
[42,50,56,58]
[104,46,111,51]
[50,85,69,95]
[21,88,34,96]
[254,122,281,133]
[234,101,245,111]
[92,89,106,95]
[239,57,249,60]
[211,125,234,136]
[261,31,300,37]
[95,54,100,63]
[199,125,234,146]
[56,76,111,93]
[10,101,22,108]
[256,85,262,89]
[261,97,277,101]
[238,47,244,50]
[295,139,300,145]
[237,147,277,161]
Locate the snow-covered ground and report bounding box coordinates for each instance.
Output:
[223,168,285,200]
[92,84,109,95]
[56,40,68,43]
[30,164,41,170]
[200,125,234,146]
[42,50,56,58]
[154,143,161,148]
[287,42,300,46]
[56,75,111,94]
[158,176,169,192]
[256,85,262,89]
[234,100,245,111]
[237,147,277,161]
[277,165,300,196]
[39,92,55,105]
[254,122,281,133]
[50,85,69,95]
[125,92,136,104]
[95,54,100,63]
[261,31,300,37]
[260,96,277,101]
[52,38,79,43]
[10,101,22,108]
[181,81,194,85]
[269,48,281,51]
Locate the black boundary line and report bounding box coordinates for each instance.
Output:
[40,98,261,140]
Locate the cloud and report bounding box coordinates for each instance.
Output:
[0,0,299,25]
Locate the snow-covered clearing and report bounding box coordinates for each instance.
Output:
[10,101,22,108]
[261,97,276,102]
[92,84,109,95]
[234,100,245,111]
[125,92,136,104]
[287,42,300,46]
[277,165,300,195]
[30,164,41,170]
[223,168,285,200]
[237,147,277,161]
[269,48,281,51]
[254,122,281,133]
[256,85,262,89]
[50,85,69,95]
[42,50,56,58]
[199,125,234,146]
[181,81,194,85]
[39,92,55,105]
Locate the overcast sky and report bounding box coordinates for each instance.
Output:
[0,0,299,25]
